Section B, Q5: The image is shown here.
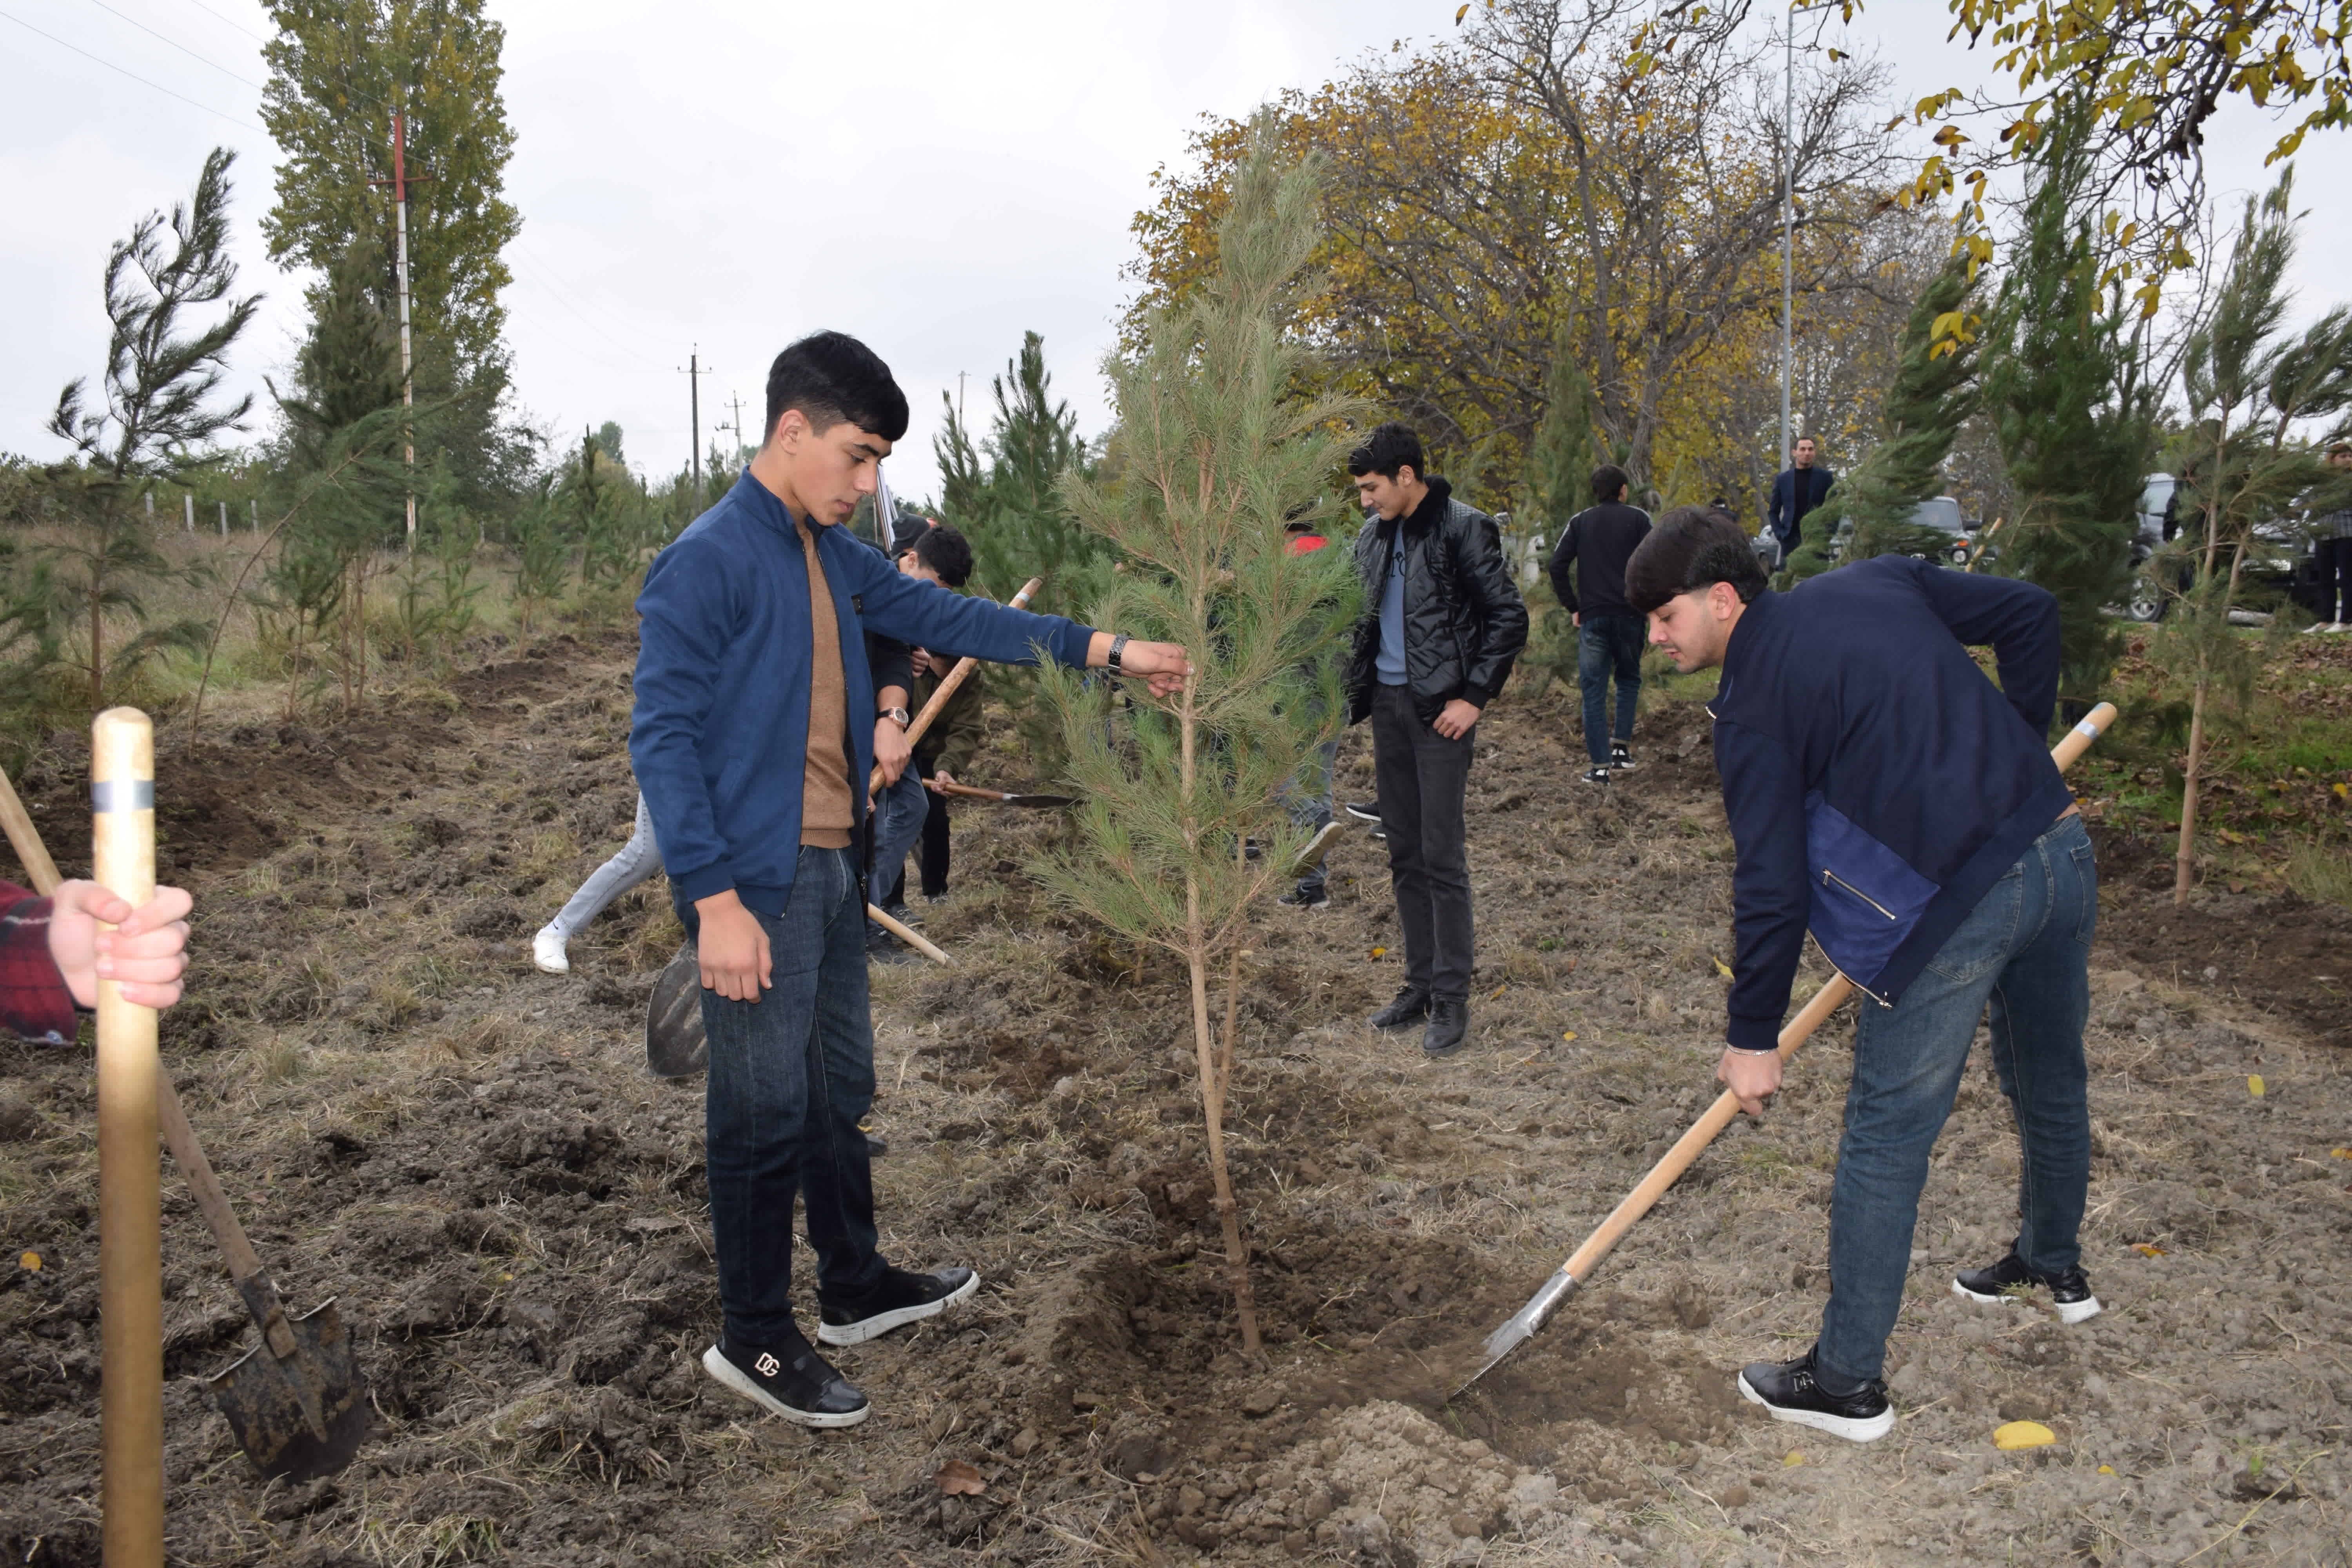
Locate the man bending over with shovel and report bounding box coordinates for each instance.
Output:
[631,331,1189,1428]
[1626,507,2099,1444]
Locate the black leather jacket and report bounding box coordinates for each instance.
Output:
[1345,478,1529,726]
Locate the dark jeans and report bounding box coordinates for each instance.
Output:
[867,768,928,918]
[2318,535,2352,623]
[886,770,954,902]
[1283,736,1340,899]
[1369,682,1475,998]
[1815,814,2096,1385]
[1577,615,1644,764]
[678,845,884,1347]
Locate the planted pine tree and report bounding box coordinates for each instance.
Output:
[1035,120,1361,1350]
[1982,106,2156,715]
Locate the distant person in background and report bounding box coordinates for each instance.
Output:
[2306,442,2352,633]
[878,524,985,913]
[1280,514,1343,910]
[1767,436,1836,562]
[1343,421,1528,1058]
[1548,463,1653,785]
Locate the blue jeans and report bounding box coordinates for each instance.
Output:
[679,846,884,1347]
[1577,616,1644,764]
[548,793,660,938]
[1283,736,1339,898]
[1815,814,2096,1385]
[867,768,929,920]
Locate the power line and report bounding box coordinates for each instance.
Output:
[0,8,263,131]
[178,0,267,44]
[80,0,264,89]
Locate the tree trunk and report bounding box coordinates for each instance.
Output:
[2173,678,2206,907]
[89,581,104,712]
[1177,678,1258,1352]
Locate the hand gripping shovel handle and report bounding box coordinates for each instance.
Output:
[0,756,300,1356]
[1457,702,2116,1396]
[869,576,1043,795]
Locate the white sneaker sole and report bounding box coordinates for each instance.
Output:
[816,1271,980,1346]
[1737,1370,1894,1443]
[700,1345,869,1428]
[1951,1279,2103,1324]
[531,929,570,975]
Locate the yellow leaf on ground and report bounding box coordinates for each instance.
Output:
[2098,1465,2115,1475]
[936,1459,985,1496]
[1994,1421,2056,1450]
[1783,1451,1804,1467]
[2331,1148,2352,1160]
[2249,1075,2265,1097]
[16,1251,38,1272]
[1713,959,1734,979]
[1562,1031,1577,1042]
[2134,1243,2166,1257]
[1370,947,1387,958]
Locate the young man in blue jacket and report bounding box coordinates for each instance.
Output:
[1626,507,2100,1444]
[631,332,1189,1429]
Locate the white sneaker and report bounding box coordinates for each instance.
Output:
[2329,622,2352,634]
[531,925,570,974]
[2305,621,2338,634]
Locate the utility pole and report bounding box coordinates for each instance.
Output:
[183,494,193,534]
[1781,3,1837,491]
[726,390,748,464]
[218,501,227,539]
[679,348,710,493]
[369,107,428,550]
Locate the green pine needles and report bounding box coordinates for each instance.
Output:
[1033,118,1363,1352]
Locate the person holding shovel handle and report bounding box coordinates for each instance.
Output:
[631,332,1190,1430]
[0,877,191,1040]
[1628,506,2101,1445]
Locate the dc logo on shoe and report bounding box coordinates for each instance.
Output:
[755,1352,781,1377]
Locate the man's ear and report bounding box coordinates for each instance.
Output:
[769,408,802,449]
[1396,464,1417,489]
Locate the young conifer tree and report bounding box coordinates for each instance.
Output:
[1801,247,1979,578]
[1982,105,2156,715]
[1037,120,1361,1350]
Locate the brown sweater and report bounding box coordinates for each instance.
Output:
[797,520,854,848]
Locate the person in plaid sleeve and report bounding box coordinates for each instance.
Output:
[0,878,191,1043]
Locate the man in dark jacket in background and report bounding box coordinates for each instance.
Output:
[1766,436,1835,561]
[1626,506,2099,1446]
[1548,463,1653,784]
[1343,422,1528,1057]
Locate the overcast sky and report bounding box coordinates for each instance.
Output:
[5,0,2346,503]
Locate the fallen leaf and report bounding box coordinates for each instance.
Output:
[2098,1465,2115,1475]
[2134,1243,2166,1257]
[1561,1031,1577,1042]
[1370,946,1387,958]
[16,1251,38,1272]
[936,1460,985,1497]
[2331,1148,2352,1160]
[1713,958,1734,979]
[1489,984,1507,999]
[1994,1420,2056,1450]
[2248,1074,2265,1097]
[1782,1451,1804,1468]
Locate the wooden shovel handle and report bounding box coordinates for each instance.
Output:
[867,902,951,965]
[934,780,1010,802]
[869,576,1042,793]
[1551,700,2116,1289]
[0,766,61,892]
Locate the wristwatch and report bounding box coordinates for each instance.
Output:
[1107,633,1130,675]
[878,706,911,727]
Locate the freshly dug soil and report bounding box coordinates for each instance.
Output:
[1,630,2345,1567]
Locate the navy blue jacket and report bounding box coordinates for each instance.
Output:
[1710,557,2073,1049]
[631,471,1094,916]
[1767,465,1837,546]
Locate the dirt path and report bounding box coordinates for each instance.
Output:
[1,631,2346,1567]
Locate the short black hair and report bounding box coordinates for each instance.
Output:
[1592,464,1630,505]
[909,523,973,588]
[1624,505,1766,614]
[764,331,909,445]
[1346,421,1424,481]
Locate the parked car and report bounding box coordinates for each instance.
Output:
[2124,472,2328,621]
[1752,495,1977,572]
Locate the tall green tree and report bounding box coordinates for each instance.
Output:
[1804,246,1980,578]
[1982,106,2156,717]
[935,332,1110,615]
[2163,170,2352,906]
[43,147,256,710]
[1038,119,1362,1352]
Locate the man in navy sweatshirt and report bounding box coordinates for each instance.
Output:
[1626,507,2100,1444]
[631,332,1190,1429]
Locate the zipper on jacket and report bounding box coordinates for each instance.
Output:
[1820,867,1898,921]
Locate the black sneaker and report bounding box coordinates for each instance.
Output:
[817,1265,979,1346]
[702,1329,870,1428]
[880,900,923,929]
[866,928,920,965]
[1953,1252,2103,1325]
[1422,996,1469,1057]
[1279,886,1331,910]
[1736,1348,1893,1443]
[1343,800,1382,824]
[1580,766,1612,786]
[1610,741,1635,770]
[1367,985,1430,1030]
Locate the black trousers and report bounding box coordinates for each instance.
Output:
[2319,535,2352,624]
[883,774,954,903]
[1369,682,1476,998]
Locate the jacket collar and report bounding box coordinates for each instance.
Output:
[1384,475,1453,539]
[1712,588,1780,712]
[731,467,829,548]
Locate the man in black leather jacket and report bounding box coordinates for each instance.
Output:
[1343,422,1528,1056]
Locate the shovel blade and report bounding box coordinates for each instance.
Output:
[645,942,707,1079]
[207,1296,373,1483]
